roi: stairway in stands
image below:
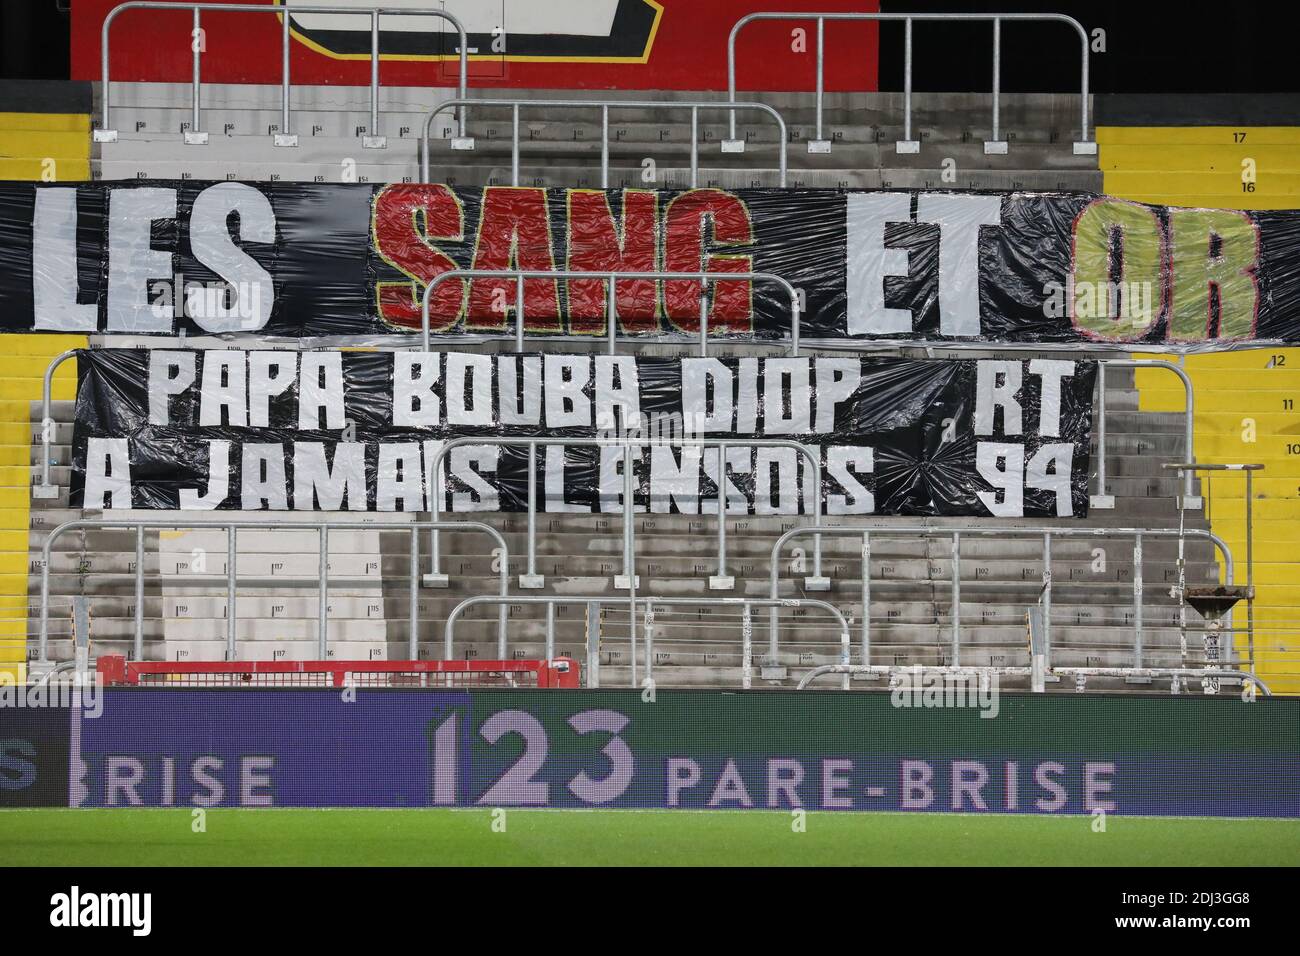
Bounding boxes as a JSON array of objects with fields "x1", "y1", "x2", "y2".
[
  {"x1": 0, "y1": 80, "x2": 92, "y2": 682},
  {"x1": 1097, "y1": 112, "x2": 1300, "y2": 694}
]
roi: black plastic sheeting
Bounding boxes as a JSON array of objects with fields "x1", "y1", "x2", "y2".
[
  {"x1": 71, "y1": 349, "x2": 1097, "y2": 518},
  {"x1": 4, "y1": 180, "x2": 1298, "y2": 343}
]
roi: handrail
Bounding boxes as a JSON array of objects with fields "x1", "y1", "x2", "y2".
[
  {"x1": 37, "y1": 518, "x2": 508, "y2": 663},
  {"x1": 426, "y1": 435, "x2": 829, "y2": 593},
  {"x1": 418, "y1": 268, "x2": 803, "y2": 355},
  {"x1": 725, "y1": 11, "x2": 1093, "y2": 154},
  {"x1": 768, "y1": 523, "x2": 1236, "y2": 673},
  {"x1": 445, "y1": 593, "x2": 852, "y2": 689},
  {"x1": 33, "y1": 348, "x2": 79, "y2": 500},
  {"x1": 420, "y1": 97, "x2": 788, "y2": 186},
  {"x1": 96, "y1": 2, "x2": 470, "y2": 147},
  {"x1": 796, "y1": 663, "x2": 1273, "y2": 696},
  {"x1": 1094, "y1": 360, "x2": 1197, "y2": 509}
]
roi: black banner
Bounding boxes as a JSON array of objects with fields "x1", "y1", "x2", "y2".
[
  {"x1": 71, "y1": 349, "x2": 1096, "y2": 518},
  {"x1": 3, "y1": 180, "x2": 1298, "y2": 343}
]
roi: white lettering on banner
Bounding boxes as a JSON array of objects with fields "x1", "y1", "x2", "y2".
[
  {"x1": 376, "y1": 442, "x2": 424, "y2": 511},
  {"x1": 545, "y1": 444, "x2": 590, "y2": 513},
  {"x1": 846, "y1": 192, "x2": 913, "y2": 335},
  {"x1": 498, "y1": 356, "x2": 542, "y2": 425},
  {"x1": 188, "y1": 182, "x2": 275, "y2": 333},
  {"x1": 179, "y1": 440, "x2": 231, "y2": 509},
  {"x1": 81, "y1": 352, "x2": 1087, "y2": 518},
  {"x1": 241, "y1": 442, "x2": 288, "y2": 510},
  {"x1": 298, "y1": 352, "x2": 345, "y2": 430},
  {"x1": 445, "y1": 353, "x2": 493, "y2": 426},
  {"x1": 198, "y1": 351, "x2": 248, "y2": 428},
  {"x1": 915, "y1": 194, "x2": 1002, "y2": 339},
  {"x1": 449, "y1": 444, "x2": 499, "y2": 511},
  {"x1": 393, "y1": 352, "x2": 440, "y2": 427},
  {"x1": 33, "y1": 188, "x2": 97, "y2": 331},
  {"x1": 107, "y1": 187, "x2": 177, "y2": 333},
  {"x1": 293, "y1": 442, "x2": 366, "y2": 510},
  {"x1": 544, "y1": 355, "x2": 592, "y2": 428},
  {"x1": 248, "y1": 351, "x2": 297, "y2": 427},
  {"x1": 974, "y1": 360, "x2": 1023, "y2": 436},
  {"x1": 34, "y1": 183, "x2": 278, "y2": 334},
  {"x1": 148, "y1": 350, "x2": 196, "y2": 425},
  {"x1": 846, "y1": 192, "x2": 1005, "y2": 337},
  {"x1": 82, "y1": 437, "x2": 133, "y2": 509}
]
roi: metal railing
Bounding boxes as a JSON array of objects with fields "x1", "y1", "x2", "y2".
[
  {"x1": 768, "y1": 523, "x2": 1237, "y2": 674},
  {"x1": 418, "y1": 268, "x2": 804, "y2": 355},
  {"x1": 445, "y1": 593, "x2": 852, "y2": 689},
  {"x1": 796, "y1": 663, "x2": 1273, "y2": 696},
  {"x1": 1093, "y1": 360, "x2": 1198, "y2": 509},
  {"x1": 420, "y1": 97, "x2": 788, "y2": 186},
  {"x1": 37, "y1": 518, "x2": 508, "y2": 663},
  {"x1": 426, "y1": 436, "x2": 829, "y2": 593},
  {"x1": 725, "y1": 11, "x2": 1093, "y2": 155},
  {"x1": 96, "y1": 2, "x2": 471, "y2": 147},
  {"x1": 1165, "y1": 462, "x2": 1262, "y2": 679}
]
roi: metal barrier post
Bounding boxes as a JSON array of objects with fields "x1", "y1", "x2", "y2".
[
  {"x1": 1042, "y1": 531, "x2": 1052, "y2": 659},
  {"x1": 511, "y1": 102, "x2": 520, "y2": 186},
  {"x1": 1133, "y1": 532, "x2": 1144, "y2": 668},
  {"x1": 226, "y1": 526, "x2": 236, "y2": 659},
  {"x1": 606, "y1": 274, "x2": 618, "y2": 356},
  {"x1": 741, "y1": 602, "x2": 753, "y2": 689},
  {"x1": 585, "y1": 600, "x2": 601, "y2": 688},
  {"x1": 710, "y1": 442, "x2": 735, "y2": 589},
  {"x1": 408, "y1": 527, "x2": 420, "y2": 658},
  {"x1": 186, "y1": 6, "x2": 206, "y2": 144},
  {"x1": 600, "y1": 105, "x2": 610, "y2": 188},
  {"x1": 363, "y1": 9, "x2": 385, "y2": 147},
  {"x1": 689, "y1": 104, "x2": 699, "y2": 187},
  {"x1": 899, "y1": 17, "x2": 917, "y2": 152},
  {"x1": 544, "y1": 600, "x2": 555, "y2": 662},
  {"x1": 317, "y1": 524, "x2": 329, "y2": 659},
  {"x1": 521, "y1": 441, "x2": 542, "y2": 588},
  {"x1": 134, "y1": 526, "x2": 145, "y2": 659},
  {"x1": 643, "y1": 600, "x2": 654, "y2": 686},
  {"x1": 950, "y1": 531, "x2": 961, "y2": 665},
  {"x1": 276, "y1": 7, "x2": 294, "y2": 145},
  {"x1": 616, "y1": 443, "x2": 637, "y2": 590},
  {"x1": 810, "y1": 16, "x2": 829, "y2": 152},
  {"x1": 985, "y1": 18, "x2": 1006, "y2": 153},
  {"x1": 698, "y1": 283, "x2": 708, "y2": 357},
  {"x1": 860, "y1": 531, "x2": 871, "y2": 665},
  {"x1": 1092, "y1": 361, "x2": 1112, "y2": 507},
  {"x1": 626, "y1": 445, "x2": 638, "y2": 687}
]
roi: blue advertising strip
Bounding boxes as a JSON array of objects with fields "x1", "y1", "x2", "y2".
[
  {"x1": 0, "y1": 705, "x2": 72, "y2": 807},
  {"x1": 64, "y1": 690, "x2": 1300, "y2": 817}
]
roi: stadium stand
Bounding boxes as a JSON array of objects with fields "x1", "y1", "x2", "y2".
[{"x1": 8, "y1": 2, "x2": 1293, "y2": 697}]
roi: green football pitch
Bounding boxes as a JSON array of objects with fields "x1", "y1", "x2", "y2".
[{"x1": 2, "y1": 809, "x2": 1297, "y2": 866}]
